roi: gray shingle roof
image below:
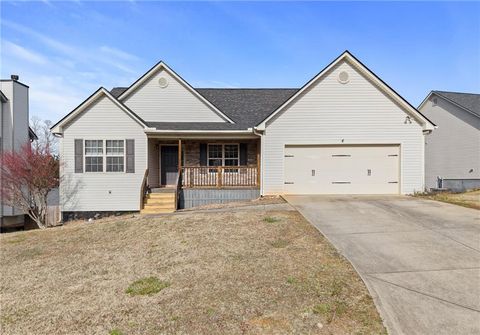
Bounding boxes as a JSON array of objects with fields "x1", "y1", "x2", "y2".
[
  {"x1": 434, "y1": 91, "x2": 480, "y2": 117},
  {"x1": 110, "y1": 87, "x2": 298, "y2": 130},
  {"x1": 110, "y1": 87, "x2": 128, "y2": 98}
]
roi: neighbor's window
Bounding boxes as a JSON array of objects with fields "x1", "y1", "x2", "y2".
[
  {"x1": 85, "y1": 140, "x2": 103, "y2": 172},
  {"x1": 208, "y1": 143, "x2": 239, "y2": 168},
  {"x1": 106, "y1": 140, "x2": 124, "y2": 172}
]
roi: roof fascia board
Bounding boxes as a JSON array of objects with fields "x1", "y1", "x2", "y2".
[
  {"x1": 144, "y1": 128, "x2": 254, "y2": 134},
  {"x1": 117, "y1": 61, "x2": 235, "y2": 124},
  {"x1": 51, "y1": 87, "x2": 147, "y2": 133},
  {"x1": 256, "y1": 51, "x2": 435, "y2": 131}
]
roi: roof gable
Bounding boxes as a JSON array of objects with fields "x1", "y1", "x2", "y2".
[
  {"x1": 50, "y1": 87, "x2": 147, "y2": 133},
  {"x1": 426, "y1": 91, "x2": 479, "y2": 118},
  {"x1": 117, "y1": 61, "x2": 234, "y2": 123},
  {"x1": 256, "y1": 51, "x2": 435, "y2": 131}
]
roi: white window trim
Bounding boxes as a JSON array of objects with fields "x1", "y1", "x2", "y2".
[
  {"x1": 207, "y1": 143, "x2": 240, "y2": 171},
  {"x1": 84, "y1": 139, "x2": 126, "y2": 173}
]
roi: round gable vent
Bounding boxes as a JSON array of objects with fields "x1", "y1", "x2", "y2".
[
  {"x1": 338, "y1": 71, "x2": 350, "y2": 84},
  {"x1": 158, "y1": 77, "x2": 169, "y2": 88}
]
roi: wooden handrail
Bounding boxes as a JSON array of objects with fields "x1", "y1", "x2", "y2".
[
  {"x1": 174, "y1": 169, "x2": 182, "y2": 210},
  {"x1": 140, "y1": 168, "x2": 149, "y2": 209}
]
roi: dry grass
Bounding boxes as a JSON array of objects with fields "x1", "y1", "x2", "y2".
[
  {"x1": 0, "y1": 205, "x2": 386, "y2": 335},
  {"x1": 418, "y1": 190, "x2": 480, "y2": 210}
]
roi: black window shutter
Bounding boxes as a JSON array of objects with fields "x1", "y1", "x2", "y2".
[
  {"x1": 199, "y1": 143, "x2": 207, "y2": 166},
  {"x1": 74, "y1": 139, "x2": 83, "y2": 173},
  {"x1": 240, "y1": 143, "x2": 248, "y2": 166},
  {"x1": 126, "y1": 139, "x2": 135, "y2": 173}
]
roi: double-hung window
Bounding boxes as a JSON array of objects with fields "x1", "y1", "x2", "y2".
[
  {"x1": 84, "y1": 140, "x2": 125, "y2": 172},
  {"x1": 106, "y1": 140, "x2": 124, "y2": 172},
  {"x1": 207, "y1": 144, "x2": 239, "y2": 172},
  {"x1": 85, "y1": 140, "x2": 103, "y2": 172}
]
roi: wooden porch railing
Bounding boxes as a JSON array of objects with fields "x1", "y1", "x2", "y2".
[
  {"x1": 175, "y1": 169, "x2": 182, "y2": 210},
  {"x1": 181, "y1": 166, "x2": 259, "y2": 188},
  {"x1": 139, "y1": 168, "x2": 149, "y2": 209}
]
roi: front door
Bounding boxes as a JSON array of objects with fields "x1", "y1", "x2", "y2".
[{"x1": 161, "y1": 146, "x2": 178, "y2": 186}]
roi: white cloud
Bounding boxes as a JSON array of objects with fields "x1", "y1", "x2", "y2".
[
  {"x1": 1, "y1": 19, "x2": 145, "y2": 122},
  {"x1": 2, "y1": 40, "x2": 48, "y2": 65},
  {"x1": 100, "y1": 46, "x2": 139, "y2": 61},
  {"x1": 2, "y1": 19, "x2": 138, "y2": 74}
]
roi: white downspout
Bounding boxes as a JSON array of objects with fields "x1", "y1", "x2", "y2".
[{"x1": 253, "y1": 127, "x2": 264, "y2": 196}]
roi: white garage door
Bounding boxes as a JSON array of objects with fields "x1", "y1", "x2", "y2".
[{"x1": 284, "y1": 145, "x2": 400, "y2": 194}]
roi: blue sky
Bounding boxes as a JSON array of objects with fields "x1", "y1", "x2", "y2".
[{"x1": 1, "y1": 1, "x2": 479, "y2": 122}]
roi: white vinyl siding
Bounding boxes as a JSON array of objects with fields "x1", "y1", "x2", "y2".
[
  {"x1": 262, "y1": 60, "x2": 425, "y2": 195},
  {"x1": 122, "y1": 68, "x2": 226, "y2": 122},
  {"x1": 60, "y1": 95, "x2": 147, "y2": 212},
  {"x1": 420, "y1": 96, "x2": 480, "y2": 189}
]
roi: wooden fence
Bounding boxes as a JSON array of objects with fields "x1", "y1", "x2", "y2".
[{"x1": 46, "y1": 205, "x2": 61, "y2": 226}]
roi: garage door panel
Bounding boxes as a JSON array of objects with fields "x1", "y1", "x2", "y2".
[{"x1": 284, "y1": 145, "x2": 399, "y2": 194}]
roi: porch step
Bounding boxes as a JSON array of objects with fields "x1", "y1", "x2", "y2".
[
  {"x1": 144, "y1": 198, "x2": 175, "y2": 205},
  {"x1": 141, "y1": 208, "x2": 175, "y2": 214},
  {"x1": 141, "y1": 192, "x2": 176, "y2": 214},
  {"x1": 143, "y1": 203, "x2": 175, "y2": 210},
  {"x1": 150, "y1": 188, "x2": 176, "y2": 193},
  {"x1": 146, "y1": 193, "x2": 175, "y2": 199}
]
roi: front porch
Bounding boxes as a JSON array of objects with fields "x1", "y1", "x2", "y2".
[{"x1": 142, "y1": 137, "x2": 261, "y2": 210}]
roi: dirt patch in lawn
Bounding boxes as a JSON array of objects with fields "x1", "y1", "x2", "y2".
[
  {"x1": 0, "y1": 205, "x2": 386, "y2": 335},
  {"x1": 417, "y1": 190, "x2": 480, "y2": 210}
]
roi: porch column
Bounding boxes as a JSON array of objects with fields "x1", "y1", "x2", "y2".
[{"x1": 178, "y1": 139, "x2": 182, "y2": 171}]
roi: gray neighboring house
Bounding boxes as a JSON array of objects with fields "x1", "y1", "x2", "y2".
[
  {"x1": 419, "y1": 91, "x2": 480, "y2": 191},
  {"x1": 0, "y1": 76, "x2": 37, "y2": 229}
]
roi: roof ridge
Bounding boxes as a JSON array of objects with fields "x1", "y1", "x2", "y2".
[
  {"x1": 196, "y1": 88, "x2": 299, "y2": 90},
  {"x1": 434, "y1": 90, "x2": 480, "y2": 96}
]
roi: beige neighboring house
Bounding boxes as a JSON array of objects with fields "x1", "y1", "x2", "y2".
[
  {"x1": 51, "y1": 51, "x2": 435, "y2": 220},
  {"x1": 419, "y1": 91, "x2": 480, "y2": 191},
  {"x1": 0, "y1": 76, "x2": 37, "y2": 230}
]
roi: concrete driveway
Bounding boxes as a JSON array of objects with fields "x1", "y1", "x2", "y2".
[{"x1": 284, "y1": 195, "x2": 480, "y2": 335}]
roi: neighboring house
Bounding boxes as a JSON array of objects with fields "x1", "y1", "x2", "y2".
[
  {"x1": 51, "y1": 51, "x2": 434, "y2": 218},
  {"x1": 419, "y1": 91, "x2": 480, "y2": 191},
  {"x1": 0, "y1": 76, "x2": 37, "y2": 229}
]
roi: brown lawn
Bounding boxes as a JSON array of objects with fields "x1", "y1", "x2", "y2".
[
  {"x1": 418, "y1": 189, "x2": 480, "y2": 210},
  {"x1": 0, "y1": 202, "x2": 386, "y2": 335}
]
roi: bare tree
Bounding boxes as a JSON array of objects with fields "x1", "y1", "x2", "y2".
[{"x1": 30, "y1": 116, "x2": 58, "y2": 155}]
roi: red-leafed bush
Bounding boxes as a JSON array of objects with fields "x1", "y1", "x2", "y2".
[{"x1": 1, "y1": 142, "x2": 59, "y2": 228}]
